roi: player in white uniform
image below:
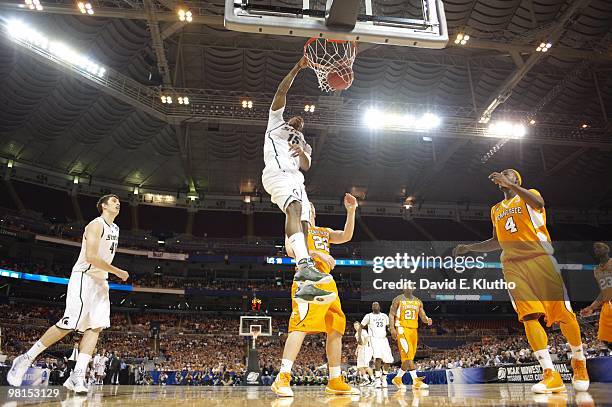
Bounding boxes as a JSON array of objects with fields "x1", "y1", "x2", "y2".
[
  {"x1": 354, "y1": 321, "x2": 374, "y2": 386},
  {"x1": 361, "y1": 302, "x2": 394, "y2": 388},
  {"x1": 8, "y1": 195, "x2": 129, "y2": 393},
  {"x1": 262, "y1": 56, "x2": 334, "y2": 303}
]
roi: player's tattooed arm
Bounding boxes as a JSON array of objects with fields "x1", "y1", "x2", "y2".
[
  {"x1": 329, "y1": 194, "x2": 358, "y2": 244},
  {"x1": 84, "y1": 221, "x2": 129, "y2": 281},
  {"x1": 271, "y1": 57, "x2": 308, "y2": 111}
]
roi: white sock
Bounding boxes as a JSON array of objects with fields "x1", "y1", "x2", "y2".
[
  {"x1": 570, "y1": 344, "x2": 586, "y2": 361},
  {"x1": 534, "y1": 349, "x2": 555, "y2": 370},
  {"x1": 396, "y1": 369, "x2": 405, "y2": 378},
  {"x1": 409, "y1": 370, "x2": 418, "y2": 380},
  {"x1": 75, "y1": 353, "x2": 92, "y2": 374},
  {"x1": 26, "y1": 340, "x2": 47, "y2": 360},
  {"x1": 280, "y1": 359, "x2": 293, "y2": 374},
  {"x1": 288, "y1": 233, "x2": 309, "y2": 262},
  {"x1": 329, "y1": 366, "x2": 341, "y2": 379}
]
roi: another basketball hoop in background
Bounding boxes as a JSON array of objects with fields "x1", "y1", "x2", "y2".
[
  {"x1": 250, "y1": 325, "x2": 261, "y2": 350},
  {"x1": 304, "y1": 38, "x2": 356, "y2": 92}
]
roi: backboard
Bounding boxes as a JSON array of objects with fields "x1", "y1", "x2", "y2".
[
  {"x1": 224, "y1": 0, "x2": 448, "y2": 48},
  {"x1": 239, "y1": 315, "x2": 272, "y2": 336}
]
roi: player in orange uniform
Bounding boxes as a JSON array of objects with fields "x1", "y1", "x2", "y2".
[
  {"x1": 271, "y1": 193, "x2": 360, "y2": 397},
  {"x1": 580, "y1": 242, "x2": 612, "y2": 344},
  {"x1": 453, "y1": 169, "x2": 589, "y2": 394},
  {"x1": 389, "y1": 288, "x2": 432, "y2": 391}
]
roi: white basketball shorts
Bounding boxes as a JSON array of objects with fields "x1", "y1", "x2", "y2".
[
  {"x1": 370, "y1": 337, "x2": 394, "y2": 364},
  {"x1": 56, "y1": 272, "x2": 110, "y2": 333},
  {"x1": 262, "y1": 167, "x2": 311, "y2": 223}
]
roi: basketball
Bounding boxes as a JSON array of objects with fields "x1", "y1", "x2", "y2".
[{"x1": 327, "y1": 69, "x2": 353, "y2": 91}]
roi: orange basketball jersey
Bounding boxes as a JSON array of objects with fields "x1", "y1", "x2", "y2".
[
  {"x1": 491, "y1": 189, "x2": 553, "y2": 262},
  {"x1": 307, "y1": 226, "x2": 333, "y2": 274},
  {"x1": 395, "y1": 297, "x2": 421, "y2": 329}
]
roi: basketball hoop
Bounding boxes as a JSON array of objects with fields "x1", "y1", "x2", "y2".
[{"x1": 304, "y1": 37, "x2": 356, "y2": 92}]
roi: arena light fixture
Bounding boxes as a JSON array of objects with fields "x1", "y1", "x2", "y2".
[
  {"x1": 453, "y1": 32, "x2": 469, "y2": 45},
  {"x1": 486, "y1": 121, "x2": 526, "y2": 139},
  {"x1": 6, "y1": 20, "x2": 108, "y2": 79},
  {"x1": 529, "y1": 119, "x2": 536, "y2": 125},
  {"x1": 177, "y1": 96, "x2": 189, "y2": 105},
  {"x1": 241, "y1": 99, "x2": 253, "y2": 109},
  {"x1": 536, "y1": 42, "x2": 552, "y2": 52},
  {"x1": 73, "y1": 176, "x2": 79, "y2": 184},
  {"x1": 581, "y1": 123, "x2": 589, "y2": 129},
  {"x1": 304, "y1": 104, "x2": 315, "y2": 113},
  {"x1": 133, "y1": 186, "x2": 139, "y2": 195},
  {"x1": 161, "y1": 95, "x2": 173, "y2": 104},
  {"x1": 23, "y1": 0, "x2": 43, "y2": 11},
  {"x1": 77, "y1": 2, "x2": 94, "y2": 15},
  {"x1": 7, "y1": 160, "x2": 14, "y2": 168},
  {"x1": 178, "y1": 9, "x2": 193, "y2": 22},
  {"x1": 364, "y1": 108, "x2": 441, "y2": 131}
]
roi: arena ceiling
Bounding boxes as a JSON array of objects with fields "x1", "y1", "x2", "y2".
[{"x1": 0, "y1": 0, "x2": 612, "y2": 208}]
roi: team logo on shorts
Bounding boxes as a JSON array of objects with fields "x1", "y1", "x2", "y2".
[{"x1": 61, "y1": 317, "x2": 70, "y2": 326}]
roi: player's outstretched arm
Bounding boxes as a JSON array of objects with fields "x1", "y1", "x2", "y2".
[
  {"x1": 580, "y1": 292, "x2": 603, "y2": 316},
  {"x1": 329, "y1": 193, "x2": 358, "y2": 244},
  {"x1": 453, "y1": 226, "x2": 501, "y2": 256},
  {"x1": 489, "y1": 172, "x2": 545, "y2": 209},
  {"x1": 84, "y1": 221, "x2": 129, "y2": 281},
  {"x1": 271, "y1": 57, "x2": 308, "y2": 111}
]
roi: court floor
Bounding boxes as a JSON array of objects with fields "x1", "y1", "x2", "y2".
[{"x1": 1, "y1": 384, "x2": 609, "y2": 406}]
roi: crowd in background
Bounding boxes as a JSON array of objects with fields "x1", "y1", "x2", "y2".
[{"x1": 1, "y1": 303, "x2": 609, "y2": 387}]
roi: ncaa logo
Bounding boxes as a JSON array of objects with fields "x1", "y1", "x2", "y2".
[
  {"x1": 247, "y1": 372, "x2": 259, "y2": 383},
  {"x1": 498, "y1": 367, "x2": 507, "y2": 380}
]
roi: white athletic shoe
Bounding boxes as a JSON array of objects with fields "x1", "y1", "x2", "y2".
[
  {"x1": 64, "y1": 371, "x2": 89, "y2": 394},
  {"x1": 7, "y1": 354, "x2": 32, "y2": 387}
]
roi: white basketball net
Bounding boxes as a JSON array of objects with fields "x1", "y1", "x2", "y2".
[{"x1": 304, "y1": 38, "x2": 356, "y2": 92}]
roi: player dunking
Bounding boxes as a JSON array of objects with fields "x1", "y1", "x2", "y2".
[
  {"x1": 453, "y1": 169, "x2": 589, "y2": 394},
  {"x1": 389, "y1": 288, "x2": 432, "y2": 390},
  {"x1": 580, "y1": 242, "x2": 612, "y2": 345},
  {"x1": 361, "y1": 302, "x2": 394, "y2": 388},
  {"x1": 271, "y1": 194, "x2": 359, "y2": 397},
  {"x1": 262, "y1": 57, "x2": 334, "y2": 303},
  {"x1": 7, "y1": 195, "x2": 128, "y2": 393}
]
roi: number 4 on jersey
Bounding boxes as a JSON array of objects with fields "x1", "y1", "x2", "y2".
[{"x1": 505, "y1": 216, "x2": 518, "y2": 233}]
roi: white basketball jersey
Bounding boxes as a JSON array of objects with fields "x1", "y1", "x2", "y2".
[
  {"x1": 72, "y1": 216, "x2": 119, "y2": 280},
  {"x1": 361, "y1": 313, "x2": 389, "y2": 338},
  {"x1": 355, "y1": 329, "x2": 371, "y2": 348},
  {"x1": 264, "y1": 106, "x2": 312, "y2": 172}
]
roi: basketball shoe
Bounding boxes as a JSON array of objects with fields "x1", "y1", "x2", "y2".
[
  {"x1": 325, "y1": 377, "x2": 360, "y2": 395},
  {"x1": 271, "y1": 372, "x2": 294, "y2": 397},
  {"x1": 531, "y1": 369, "x2": 565, "y2": 394}
]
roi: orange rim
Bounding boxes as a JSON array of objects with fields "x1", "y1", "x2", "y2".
[{"x1": 304, "y1": 37, "x2": 357, "y2": 50}]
